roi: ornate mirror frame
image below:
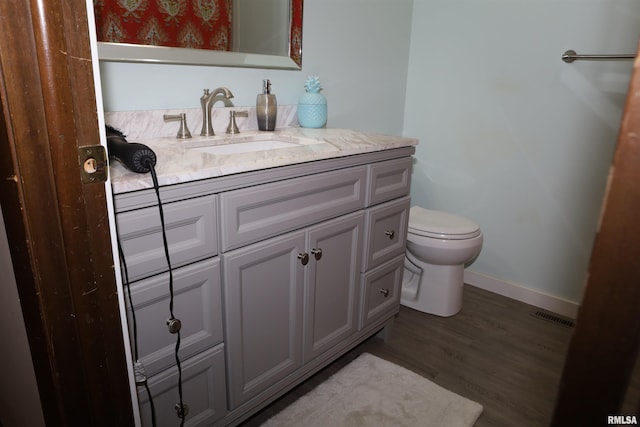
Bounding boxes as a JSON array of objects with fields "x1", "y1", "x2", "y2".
[{"x1": 96, "y1": 0, "x2": 302, "y2": 70}]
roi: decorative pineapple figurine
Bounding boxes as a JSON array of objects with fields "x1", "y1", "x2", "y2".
[{"x1": 297, "y1": 76, "x2": 327, "y2": 128}]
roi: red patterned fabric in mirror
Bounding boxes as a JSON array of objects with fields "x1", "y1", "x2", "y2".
[{"x1": 93, "y1": 0, "x2": 232, "y2": 51}]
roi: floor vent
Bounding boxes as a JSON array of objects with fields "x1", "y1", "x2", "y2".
[{"x1": 532, "y1": 310, "x2": 575, "y2": 328}]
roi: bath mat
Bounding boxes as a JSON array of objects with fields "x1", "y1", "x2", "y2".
[{"x1": 261, "y1": 353, "x2": 483, "y2": 426}]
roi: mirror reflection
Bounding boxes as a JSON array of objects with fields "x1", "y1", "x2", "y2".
[{"x1": 93, "y1": 0, "x2": 302, "y2": 69}]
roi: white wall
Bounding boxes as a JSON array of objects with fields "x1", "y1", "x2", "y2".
[
  {"x1": 99, "y1": 0, "x2": 414, "y2": 135},
  {"x1": 404, "y1": 0, "x2": 640, "y2": 306},
  {"x1": 0, "y1": 204, "x2": 46, "y2": 427}
]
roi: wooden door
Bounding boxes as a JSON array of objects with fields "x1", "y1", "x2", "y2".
[
  {"x1": 0, "y1": 0, "x2": 134, "y2": 425},
  {"x1": 551, "y1": 44, "x2": 640, "y2": 425}
]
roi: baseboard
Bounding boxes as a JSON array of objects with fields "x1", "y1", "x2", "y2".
[{"x1": 464, "y1": 270, "x2": 579, "y2": 319}]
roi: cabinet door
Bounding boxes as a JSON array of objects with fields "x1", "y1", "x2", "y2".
[
  {"x1": 223, "y1": 232, "x2": 305, "y2": 409},
  {"x1": 304, "y1": 212, "x2": 364, "y2": 362}
]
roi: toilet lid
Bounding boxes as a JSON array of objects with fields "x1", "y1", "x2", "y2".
[{"x1": 408, "y1": 206, "x2": 481, "y2": 240}]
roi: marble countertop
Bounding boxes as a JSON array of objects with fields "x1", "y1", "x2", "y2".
[{"x1": 109, "y1": 127, "x2": 418, "y2": 194}]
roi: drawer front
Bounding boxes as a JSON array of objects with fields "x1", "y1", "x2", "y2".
[
  {"x1": 220, "y1": 166, "x2": 367, "y2": 251},
  {"x1": 138, "y1": 345, "x2": 227, "y2": 427},
  {"x1": 116, "y1": 195, "x2": 218, "y2": 282},
  {"x1": 128, "y1": 258, "x2": 223, "y2": 377},
  {"x1": 359, "y1": 255, "x2": 404, "y2": 330},
  {"x1": 366, "y1": 157, "x2": 412, "y2": 206},
  {"x1": 362, "y1": 196, "x2": 410, "y2": 271}
]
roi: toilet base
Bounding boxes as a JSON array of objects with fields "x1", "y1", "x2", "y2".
[{"x1": 400, "y1": 257, "x2": 464, "y2": 317}]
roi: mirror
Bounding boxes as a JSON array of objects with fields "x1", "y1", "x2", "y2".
[{"x1": 94, "y1": 0, "x2": 302, "y2": 70}]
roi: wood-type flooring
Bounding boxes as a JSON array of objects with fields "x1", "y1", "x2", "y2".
[{"x1": 242, "y1": 285, "x2": 637, "y2": 426}]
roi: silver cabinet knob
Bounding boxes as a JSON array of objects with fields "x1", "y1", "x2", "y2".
[
  {"x1": 175, "y1": 403, "x2": 189, "y2": 418},
  {"x1": 379, "y1": 288, "x2": 390, "y2": 298},
  {"x1": 385, "y1": 230, "x2": 395, "y2": 240},
  {"x1": 166, "y1": 318, "x2": 182, "y2": 334},
  {"x1": 298, "y1": 252, "x2": 309, "y2": 265},
  {"x1": 311, "y1": 248, "x2": 323, "y2": 261}
]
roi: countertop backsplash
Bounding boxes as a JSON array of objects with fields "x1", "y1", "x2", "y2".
[{"x1": 104, "y1": 105, "x2": 299, "y2": 141}]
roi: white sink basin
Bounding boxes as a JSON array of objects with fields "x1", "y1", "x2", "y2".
[{"x1": 192, "y1": 139, "x2": 298, "y2": 156}]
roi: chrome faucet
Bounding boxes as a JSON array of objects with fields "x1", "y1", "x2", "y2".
[{"x1": 200, "y1": 87, "x2": 234, "y2": 136}]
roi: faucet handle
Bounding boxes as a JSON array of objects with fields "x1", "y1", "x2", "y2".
[
  {"x1": 226, "y1": 110, "x2": 249, "y2": 135},
  {"x1": 164, "y1": 113, "x2": 192, "y2": 139}
]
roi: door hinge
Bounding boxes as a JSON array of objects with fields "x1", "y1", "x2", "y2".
[{"x1": 78, "y1": 145, "x2": 108, "y2": 184}]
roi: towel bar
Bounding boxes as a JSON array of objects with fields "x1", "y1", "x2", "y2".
[{"x1": 562, "y1": 49, "x2": 636, "y2": 63}]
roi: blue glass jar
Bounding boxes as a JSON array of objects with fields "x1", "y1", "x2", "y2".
[{"x1": 297, "y1": 92, "x2": 327, "y2": 128}]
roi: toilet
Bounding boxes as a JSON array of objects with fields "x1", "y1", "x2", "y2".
[{"x1": 401, "y1": 206, "x2": 483, "y2": 317}]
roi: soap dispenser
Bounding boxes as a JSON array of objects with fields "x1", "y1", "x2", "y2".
[{"x1": 256, "y1": 79, "x2": 277, "y2": 131}]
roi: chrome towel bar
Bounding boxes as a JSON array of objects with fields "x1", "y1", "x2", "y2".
[{"x1": 562, "y1": 49, "x2": 636, "y2": 63}]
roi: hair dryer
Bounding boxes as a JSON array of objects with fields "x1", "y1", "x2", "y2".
[{"x1": 106, "y1": 125, "x2": 157, "y2": 174}]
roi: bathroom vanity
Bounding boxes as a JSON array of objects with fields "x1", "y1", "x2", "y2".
[{"x1": 110, "y1": 127, "x2": 417, "y2": 426}]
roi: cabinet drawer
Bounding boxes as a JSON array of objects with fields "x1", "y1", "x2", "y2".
[
  {"x1": 359, "y1": 255, "x2": 404, "y2": 330},
  {"x1": 127, "y1": 258, "x2": 223, "y2": 377},
  {"x1": 362, "y1": 196, "x2": 410, "y2": 271},
  {"x1": 138, "y1": 345, "x2": 227, "y2": 427},
  {"x1": 366, "y1": 157, "x2": 412, "y2": 206},
  {"x1": 116, "y1": 195, "x2": 218, "y2": 282},
  {"x1": 219, "y1": 166, "x2": 367, "y2": 251}
]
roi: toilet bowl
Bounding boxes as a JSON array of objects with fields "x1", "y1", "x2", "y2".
[{"x1": 401, "y1": 206, "x2": 483, "y2": 317}]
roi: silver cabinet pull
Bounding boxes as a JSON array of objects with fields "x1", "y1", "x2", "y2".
[
  {"x1": 385, "y1": 230, "x2": 395, "y2": 240},
  {"x1": 379, "y1": 288, "x2": 390, "y2": 298},
  {"x1": 298, "y1": 252, "x2": 309, "y2": 265},
  {"x1": 311, "y1": 248, "x2": 323, "y2": 261},
  {"x1": 561, "y1": 49, "x2": 635, "y2": 63}
]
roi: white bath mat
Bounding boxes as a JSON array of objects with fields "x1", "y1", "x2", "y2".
[{"x1": 261, "y1": 352, "x2": 483, "y2": 426}]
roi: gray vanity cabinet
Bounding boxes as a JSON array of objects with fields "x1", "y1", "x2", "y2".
[
  {"x1": 223, "y1": 212, "x2": 364, "y2": 409},
  {"x1": 112, "y1": 147, "x2": 416, "y2": 426}
]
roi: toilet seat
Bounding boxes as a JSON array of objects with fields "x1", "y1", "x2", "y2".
[{"x1": 408, "y1": 206, "x2": 481, "y2": 240}]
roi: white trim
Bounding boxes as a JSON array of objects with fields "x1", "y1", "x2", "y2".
[
  {"x1": 464, "y1": 270, "x2": 579, "y2": 319},
  {"x1": 86, "y1": 1, "x2": 141, "y2": 425}
]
